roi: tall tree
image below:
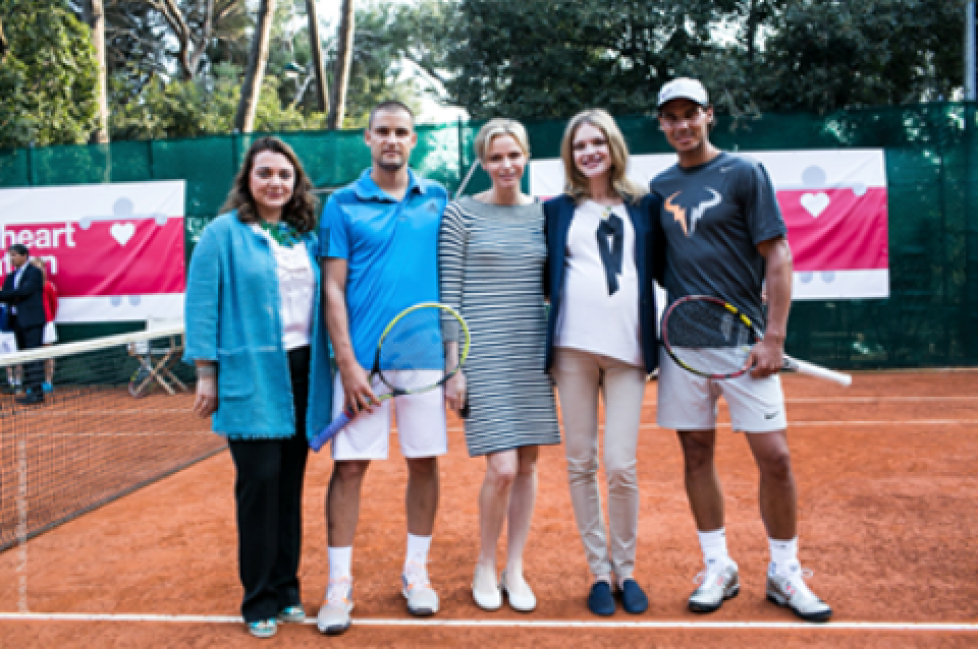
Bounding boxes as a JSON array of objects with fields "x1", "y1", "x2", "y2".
[
  {"x1": 234, "y1": 0, "x2": 277, "y2": 132},
  {"x1": 0, "y1": 0, "x2": 99, "y2": 148},
  {"x1": 328, "y1": 0, "x2": 355, "y2": 129},
  {"x1": 143, "y1": 0, "x2": 250, "y2": 80},
  {"x1": 304, "y1": 0, "x2": 329, "y2": 112},
  {"x1": 756, "y1": 0, "x2": 963, "y2": 112},
  {"x1": 435, "y1": 0, "x2": 963, "y2": 119},
  {"x1": 441, "y1": 0, "x2": 735, "y2": 119},
  {"x1": 90, "y1": 0, "x2": 110, "y2": 143},
  {"x1": 0, "y1": 18, "x2": 7, "y2": 61}
]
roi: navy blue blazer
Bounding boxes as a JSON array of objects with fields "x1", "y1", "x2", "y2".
[
  {"x1": 0, "y1": 263, "x2": 45, "y2": 329},
  {"x1": 543, "y1": 192, "x2": 663, "y2": 374}
]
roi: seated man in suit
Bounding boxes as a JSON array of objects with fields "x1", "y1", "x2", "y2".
[{"x1": 0, "y1": 244, "x2": 47, "y2": 404}]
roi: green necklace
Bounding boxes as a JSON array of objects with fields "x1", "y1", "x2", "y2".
[{"x1": 259, "y1": 219, "x2": 300, "y2": 248}]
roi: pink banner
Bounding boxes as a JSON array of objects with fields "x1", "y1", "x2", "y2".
[
  {"x1": 1, "y1": 219, "x2": 185, "y2": 297},
  {"x1": 778, "y1": 188, "x2": 889, "y2": 272},
  {"x1": 0, "y1": 181, "x2": 187, "y2": 321}
]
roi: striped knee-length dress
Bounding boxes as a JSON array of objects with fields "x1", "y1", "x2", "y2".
[{"x1": 439, "y1": 196, "x2": 561, "y2": 457}]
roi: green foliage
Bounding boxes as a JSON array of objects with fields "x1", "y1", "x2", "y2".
[
  {"x1": 439, "y1": 0, "x2": 964, "y2": 119},
  {"x1": 262, "y1": 0, "x2": 424, "y2": 128},
  {"x1": 442, "y1": 0, "x2": 735, "y2": 119},
  {"x1": 109, "y1": 64, "x2": 328, "y2": 140},
  {"x1": 0, "y1": 0, "x2": 99, "y2": 148},
  {"x1": 756, "y1": 0, "x2": 963, "y2": 112},
  {"x1": 339, "y1": 1, "x2": 425, "y2": 127},
  {"x1": 104, "y1": 0, "x2": 422, "y2": 139}
]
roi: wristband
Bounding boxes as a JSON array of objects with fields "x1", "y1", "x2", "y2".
[{"x1": 197, "y1": 364, "x2": 217, "y2": 378}]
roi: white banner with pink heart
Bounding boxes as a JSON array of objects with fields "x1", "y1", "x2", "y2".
[
  {"x1": 0, "y1": 181, "x2": 186, "y2": 322},
  {"x1": 530, "y1": 149, "x2": 889, "y2": 300}
]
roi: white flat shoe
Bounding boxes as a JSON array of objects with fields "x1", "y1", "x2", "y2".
[
  {"x1": 501, "y1": 571, "x2": 536, "y2": 613},
  {"x1": 472, "y1": 566, "x2": 502, "y2": 611}
]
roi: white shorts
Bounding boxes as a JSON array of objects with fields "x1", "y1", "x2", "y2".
[
  {"x1": 331, "y1": 371, "x2": 448, "y2": 461},
  {"x1": 656, "y1": 347, "x2": 788, "y2": 433},
  {"x1": 43, "y1": 322, "x2": 57, "y2": 345}
]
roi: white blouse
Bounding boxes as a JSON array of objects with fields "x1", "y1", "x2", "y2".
[
  {"x1": 253, "y1": 225, "x2": 315, "y2": 350},
  {"x1": 555, "y1": 200, "x2": 643, "y2": 367}
]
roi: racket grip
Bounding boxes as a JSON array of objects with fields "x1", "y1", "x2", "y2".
[
  {"x1": 309, "y1": 412, "x2": 352, "y2": 452},
  {"x1": 786, "y1": 356, "x2": 852, "y2": 387}
]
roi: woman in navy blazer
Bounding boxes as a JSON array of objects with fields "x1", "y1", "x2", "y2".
[{"x1": 543, "y1": 109, "x2": 662, "y2": 617}]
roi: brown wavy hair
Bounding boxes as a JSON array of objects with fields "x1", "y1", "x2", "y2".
[
  {"x1": 221, "y1": 136, "x2": 318, "y2": 233},
  {"x1": 560, "y1": 109, "x2": 647, "y2": 205}
]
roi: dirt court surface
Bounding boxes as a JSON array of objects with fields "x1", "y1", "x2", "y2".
[{"x1": 1, "y1": 370, "x2": 977, "y2": 647}]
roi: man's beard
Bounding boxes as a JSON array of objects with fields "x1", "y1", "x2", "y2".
[{"x1": 377, "y1": 158, "x2": 405, "y2": 172}]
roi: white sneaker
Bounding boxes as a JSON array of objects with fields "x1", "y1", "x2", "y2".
[
  {"x1": 276, "y1": 605, "x2": 305, "y2": 624},
  {"x1": 246, "y1": 618, "x2": 277, "y2": 639},
  {"x1": 402, "y1": 563, "x2": 440, "y2": 617},
  {"x1": 688, "y1": 559, "x2": 740, "y2": 613},
  {"x1": 766, "y1": 565, "x2": 832, "y2": 623},
  {"x1": 317, "y1": 577, "x2": 354, "y2": 636}
]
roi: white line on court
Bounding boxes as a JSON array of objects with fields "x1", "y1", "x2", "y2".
[
  {"x1": 783, "y1": 396, "x2": 977, "y2": 403},
  {"x1": 442, "y1": 419, "x2": 978, "y2": 436},
  {"x1": 0, "y1": 612, "x2": 976, "y2": 632},
  {"x1": 636, "y1": 420, "x2": 978, "y2": 429}
]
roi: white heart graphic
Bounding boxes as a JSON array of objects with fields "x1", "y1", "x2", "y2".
[
  {"x1": 110, "y1": 222, "x2": 136, "y2": 246},
  {"x1": 800, "y1": 192, "x2": 830, "y2": 218}
]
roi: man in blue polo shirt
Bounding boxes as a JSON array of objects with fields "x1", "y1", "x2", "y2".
[{"x1": 317, "y1": 101, "x2": 448, "y2": 636}]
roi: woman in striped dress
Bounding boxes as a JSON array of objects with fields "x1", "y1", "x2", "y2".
[{"x1": 439, "y1": 119, "x2": 560, "y2": 614}]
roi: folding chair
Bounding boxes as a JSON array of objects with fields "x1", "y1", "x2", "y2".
[{"x1": 128, "y1": 318, "x2": 188, "y2": 397}]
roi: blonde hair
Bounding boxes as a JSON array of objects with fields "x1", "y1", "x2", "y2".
[
  {"x1": 474, "y1": 118, "x2": 531, "y2": 162},
  {"x1": 560, "y1": 109, "x2": 646, "y2": 204},
  {"x1": 29, "y1": 257, "x2": 47, "y2": 282}
]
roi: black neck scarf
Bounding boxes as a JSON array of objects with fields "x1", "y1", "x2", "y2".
[{"x1": 595, "y1": 212, "x2": 624, "y2": 295}]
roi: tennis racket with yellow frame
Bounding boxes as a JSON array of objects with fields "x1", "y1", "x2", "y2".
[{"x1": 309, "y1": 302, "x2": 470, "y2": 451}]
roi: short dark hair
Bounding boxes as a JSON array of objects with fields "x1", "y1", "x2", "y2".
[
  {"x1": 8, "y1": 244, "x2": 28, "y2": 256},
  {"x1": 368, "y1": 100, "x2": 415, "y2": 129}
]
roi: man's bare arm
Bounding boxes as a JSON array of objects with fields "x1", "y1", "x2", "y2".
[
  {"x1": 325, "y1": 258, "x2": 378, "y2": 413},
  {"x1": 750, "y1": 237, "x2": 792, "y2": 378}
]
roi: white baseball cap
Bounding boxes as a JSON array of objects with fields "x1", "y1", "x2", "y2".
[{"x1": 657, "y1": 78, "x2": 709, "y2": 108}]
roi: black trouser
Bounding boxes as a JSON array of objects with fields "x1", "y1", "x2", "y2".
[
  {"x1": 12, "y1": 316, "x2": 44, "y2": 395},
  {"x1": 227, "y1": 345, "x2": 311, "y2": 623}
]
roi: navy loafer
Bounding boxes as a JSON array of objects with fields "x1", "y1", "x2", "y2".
[
  {"x1": 587, "y1": 581, "x2": 616, "y2": 616},
  {"x1": 620, "y1": 578, "x2": 649, "y2": 614}
]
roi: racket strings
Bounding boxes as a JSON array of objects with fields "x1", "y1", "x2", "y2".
[
  {"x1": 665, "y1": 300, "x2": 755, "y2": 376},
  {"x1": 377, "y1": 308, "x2": 453, "y2": 391}
]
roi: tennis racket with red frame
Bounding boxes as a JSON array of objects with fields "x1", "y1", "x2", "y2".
[{"x1": 661, "y1": 295, "x2": 851, "y2": 386}]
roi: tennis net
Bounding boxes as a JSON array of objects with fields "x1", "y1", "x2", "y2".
[{"x1": 0, "y1": 327, "x2": 223, "y2": 551}]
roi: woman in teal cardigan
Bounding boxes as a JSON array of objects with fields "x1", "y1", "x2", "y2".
[{"x1": 184, "y1": 137, "x2": 332, "y2": 639}]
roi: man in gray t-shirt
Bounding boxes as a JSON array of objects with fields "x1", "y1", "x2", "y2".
[
  {"x1": 652, "y1": 151, "x2": 786, "y2": 329},
  {"x1": 651, "y1": 77, "x2": 832, "y2": 623}
]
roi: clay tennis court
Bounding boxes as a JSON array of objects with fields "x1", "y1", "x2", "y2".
[{"x1": 1, "y1": 370, "x2": 977, "y2": 647}]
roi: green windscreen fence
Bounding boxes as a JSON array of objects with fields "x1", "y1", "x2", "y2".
[{"x1": 1, "y1": 104, "x2": 976, "y2": 369}]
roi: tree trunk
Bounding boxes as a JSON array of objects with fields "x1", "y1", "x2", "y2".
[
  {"x1": 305, "y1": 0, "x2": 329, "y2": 113},
  {"x1": 90, "y1": 0, "x2": 110, "y2": 143},
  {"x1": 328, "y1": 0, "x2": 355, "y2": 130},
  {"x1": 234, "y1": 0, "x2": 277, "y2": 133},
  {"x1": 0, "y1": 18, "x2": 8, "y2": 61}
]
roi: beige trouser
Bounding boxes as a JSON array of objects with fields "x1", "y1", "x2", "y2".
[{"x1": 552, "y1": 347, "x2": 647, "y2": 581}]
